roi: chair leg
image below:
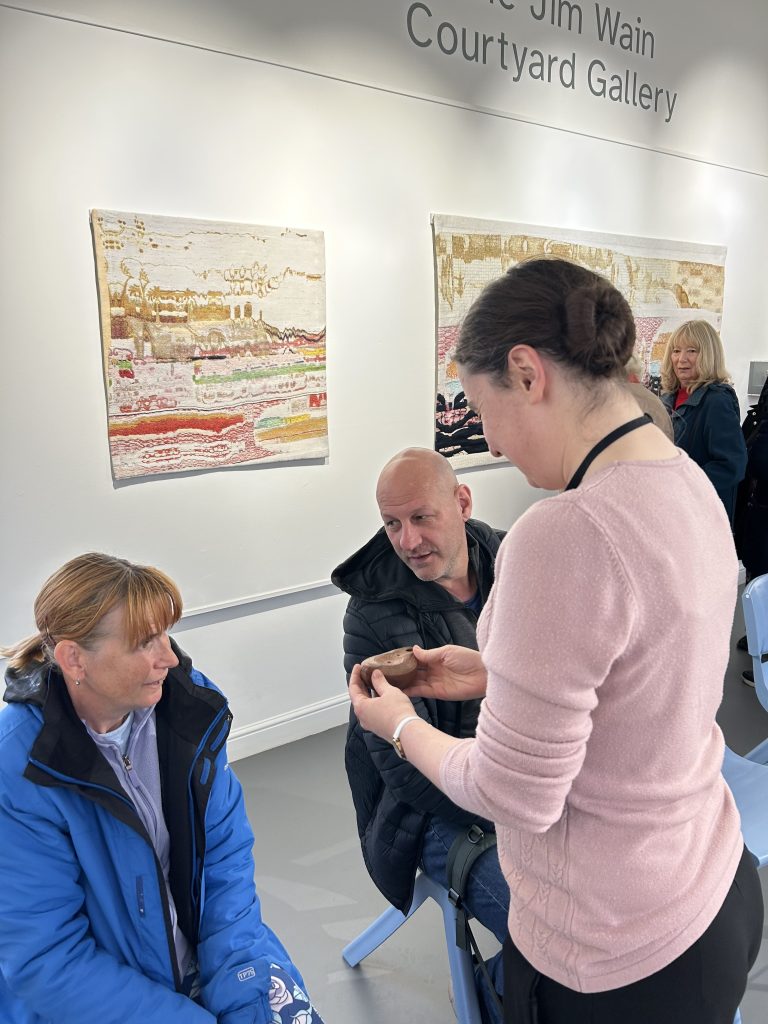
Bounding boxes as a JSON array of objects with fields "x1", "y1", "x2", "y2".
[
  {"x1": 342, "y1": 873, "x2": 483, "y2": 1024},
  {"x1": 441, "y1": 924, "x2": 483, "y2": 1024},
  {"x1": 432, "y1": 879, "x2": 483, "y2": 1024},
  {"x1": 341, "y1": 874, "x2": 432, "y2": 966},
  {"x1": 342, "y1": 904, "x2": 409, "y2": 966}
]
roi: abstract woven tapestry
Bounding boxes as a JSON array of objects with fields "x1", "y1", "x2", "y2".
[
  {"x1": 92, "y1": 210, "x2": 327, "y2": 480},
  {"x1": 432, "y1": 215, "x2": 726, "y2": 468}
]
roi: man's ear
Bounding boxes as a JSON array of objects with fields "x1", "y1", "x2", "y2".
[
  {"x1": 456, "y1": 483, "x2": 473, "y2": 521},
  {"x1": 507, "y1": 345, "x2": 546, "y2": 402},
  {"x1": 54, "y1": 640, "x2": 86, "y2": 680}
]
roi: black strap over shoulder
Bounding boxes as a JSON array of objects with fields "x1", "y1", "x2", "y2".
[
  {"x1": 565, "y1": 413, "x2": 651, "y2": 491},
  {"x1": 446, "y1": 824, "x2": 503, "y2": 1016}
]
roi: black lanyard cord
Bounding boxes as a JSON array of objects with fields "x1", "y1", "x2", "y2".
[{"x1": 565, "y1": 414, "x2": 652, "y2": 491}]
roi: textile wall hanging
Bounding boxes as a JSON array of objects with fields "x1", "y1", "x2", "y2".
[
  {"x1": 432, "y1": 215, "x2": 726, "y2": 468},
  {"x1": 91, "y1": 210, "x2": 327, "y2": 480}
]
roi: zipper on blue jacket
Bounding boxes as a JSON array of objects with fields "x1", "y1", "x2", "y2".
[
  {"x1": 29, "y1": 760, "x2": 137, "y2": 813},
  {"x1": 136, "y1": 876, "x2": 145, "y2": 917},
  {"x1": 29, "y1": 758, "x2": 181, "y2": 990},
  {"x1": 187, "y1": 703, "x2": 231, "y2": 924}
]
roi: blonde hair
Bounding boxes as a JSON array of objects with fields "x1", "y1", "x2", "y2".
[
  {"x1": 1, "y1": 553, "x2": 182, "y2": 672},
  {"x1": 661, "y1": 320, "x2": 731, "y2": 394}
]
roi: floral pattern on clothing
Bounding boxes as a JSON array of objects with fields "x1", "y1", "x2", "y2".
[{"x1": 269, "y1": 965, "x2": 324, "y2": 1024}]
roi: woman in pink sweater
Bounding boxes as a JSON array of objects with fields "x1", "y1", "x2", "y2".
[{"x1": 349, "y1": 258, "x2": 763, "y2": 1024}]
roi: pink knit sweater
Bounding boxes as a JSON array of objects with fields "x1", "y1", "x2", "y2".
[{"x1": 440, "y1": 453, "x2": 743, "y2": 993}]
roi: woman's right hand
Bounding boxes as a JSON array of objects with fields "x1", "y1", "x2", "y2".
[{"x1": 401, "y1": 644, "x2": 487, "y2": 701}]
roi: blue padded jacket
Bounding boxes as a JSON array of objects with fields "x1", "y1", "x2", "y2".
[{"x1": 0, "y1": 643, "x2": 300, "y2": 1024}]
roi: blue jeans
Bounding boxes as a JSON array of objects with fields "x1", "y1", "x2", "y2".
[{"x1": 420, "y1": 818, "x2": 509, "y2": 1024}]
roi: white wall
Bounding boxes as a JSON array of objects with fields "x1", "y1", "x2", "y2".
[{"x1": 1, "y1": 1, "x2": 767, "y2": 757}]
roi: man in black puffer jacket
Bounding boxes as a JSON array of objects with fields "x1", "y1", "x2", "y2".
[{"x1": 332, "y1": 448, "x2": 507, "y2": 1021}]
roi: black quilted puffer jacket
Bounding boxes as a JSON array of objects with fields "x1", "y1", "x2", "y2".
[{"x1": 331, "y1": 518, "x2": 504, "y2": 912}]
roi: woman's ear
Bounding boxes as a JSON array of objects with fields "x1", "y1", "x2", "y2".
[
  {"x1": 507, "y1": 345, "x2": 547, "y2": 401},
  {"x1": 54, "y1": 639, "x2": 86, "y2": 680}
]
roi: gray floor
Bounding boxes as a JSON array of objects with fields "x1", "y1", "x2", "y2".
[{"x1": 237, "y1": 597, "x2": 768, "y2": 1024}]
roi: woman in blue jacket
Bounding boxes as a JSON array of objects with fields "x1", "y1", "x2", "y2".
[
  {"x1": 661, "y1": 320, "x2": 747, "y2": 524},
  {"x1": 0, "y1": 553, "x2": 325, "y2": 1024}
]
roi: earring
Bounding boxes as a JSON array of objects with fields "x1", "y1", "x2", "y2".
[{"x1": 74, "y1": 679, "x2": 81, "y2": 687}]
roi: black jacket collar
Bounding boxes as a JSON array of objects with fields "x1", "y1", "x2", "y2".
[
  {"x1": 331, "y1": 518, "x2": 504, "y2": 610},
  {"x1": 4, "y1": 639, "x2": 224, "y2": 788}
]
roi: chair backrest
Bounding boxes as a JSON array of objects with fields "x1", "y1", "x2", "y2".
[
  {"x1": 741, "y1": 574, "x2": 768, "y2": 711},
  {"x1": 722, "y1": 745, "x2": 768, "y2": 868}
]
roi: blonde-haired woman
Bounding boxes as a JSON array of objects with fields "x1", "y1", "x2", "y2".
[
  {"x1": 0, "y1": 553, "x2": 325, "y2": 1024},
  {"x1": 661, "y1": 320, "x2": 747, "y2": 523}
]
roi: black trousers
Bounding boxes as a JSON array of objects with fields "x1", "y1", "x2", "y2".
[{"x1": 502, "y1": 845, "x2": 764, "y2": 1024}]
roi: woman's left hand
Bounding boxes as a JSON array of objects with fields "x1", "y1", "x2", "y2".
[{"x1": 348, "y1": 663, "x2": 417, "y2": 741}]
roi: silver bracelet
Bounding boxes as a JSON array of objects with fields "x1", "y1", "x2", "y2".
[{"x1": 391, "y1": 714, "x2": 420, "y2": 760}]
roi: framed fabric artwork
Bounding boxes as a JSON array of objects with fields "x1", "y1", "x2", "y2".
[
  {"x1": 91, "y1": 210, "x2": 327, "y2": 480},
  {"x1": 432, "y1": 215, "x2": 726, "y2": 468}
]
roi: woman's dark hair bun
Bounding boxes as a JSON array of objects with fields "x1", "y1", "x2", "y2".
[
  {"x1": 563, "y1": 281, "x2": 635, "y2": 377},
  {"x1": 454, "y1": 257, "x2": 637, "y2": 384}
]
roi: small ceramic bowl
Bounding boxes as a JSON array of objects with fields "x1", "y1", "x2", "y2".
[{"x1": 360, "y1": 647, "x2": 418, "y2": 689}]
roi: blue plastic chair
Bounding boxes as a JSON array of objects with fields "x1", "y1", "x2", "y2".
[
  {"x1": 742, "y1": 574, "x2": 768, "y2": 725},
  {"x1": 722, "y1": 746, "x2": 768, "y2": 869},
  {"x1": 344, "y1": 870, "x2": 748, "y2": 1024},
  {"x1": 722, "y1": 576, "x2": 768, "y2": 867},
  {"x1": 718, "y1": 575, "x2": 768, "y2": 1022},
  {"x1": 342, "y1": 871, "x2": 482, "y2": 1024}
]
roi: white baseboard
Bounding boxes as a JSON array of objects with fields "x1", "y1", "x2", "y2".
[{"x1": 227, "y1": 693, "x2": 350, "y2": 761}]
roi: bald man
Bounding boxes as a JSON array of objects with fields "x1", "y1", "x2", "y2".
[{"x1": 332, "y1": 448, "x2": 507, "y2": 1021}]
